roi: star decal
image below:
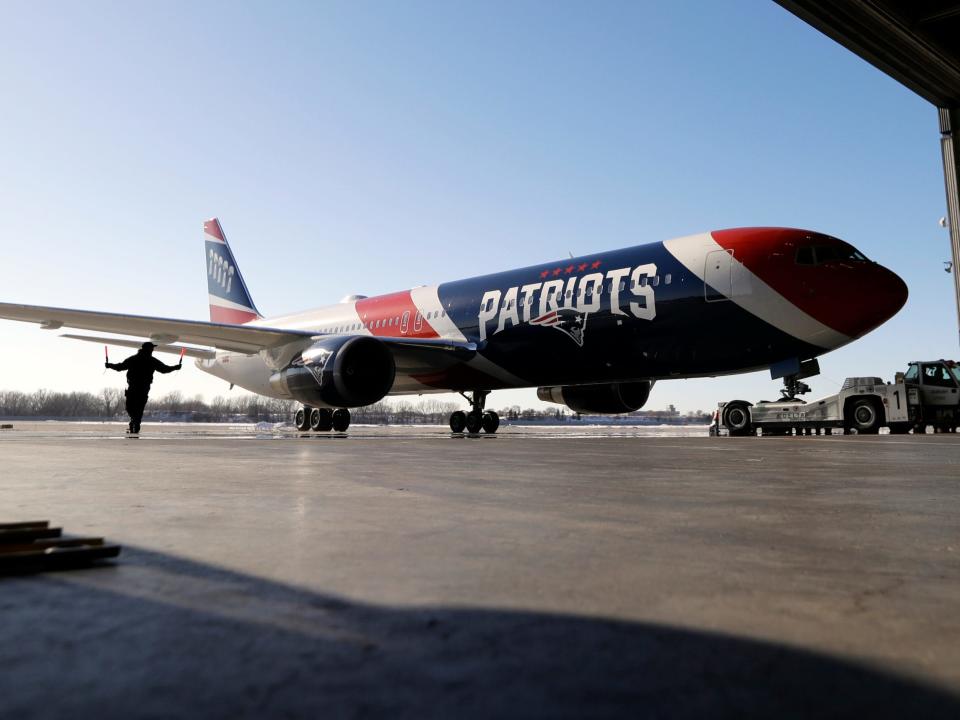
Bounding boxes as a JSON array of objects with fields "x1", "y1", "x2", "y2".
[
  {"x1": 540, "y1": 270, "x2": 550, "y2": 279},
  {"x1": 552, "y1": 267, "x2": 563, "y2": 277},
  {"x1": 591, "y1": 260, "x2": 602, "y2": 269},
  {"x1": 577, "y1": 263, "x2": 588, "y2": 271},
  {"x1": 565, "y1": 265, "x2": 575, "y2": 274}
]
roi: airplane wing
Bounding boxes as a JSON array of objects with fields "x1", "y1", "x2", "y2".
[
  {"x1": 0, "y1": 301, "x2": 316, "y2": 354},
  {"x1": 0, "y1": 302, "x2": 477, "y2": 360}
]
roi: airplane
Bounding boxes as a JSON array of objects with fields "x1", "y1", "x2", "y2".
[{"x1": 0, "y1": 219, "x2": 907, "y2": 433}]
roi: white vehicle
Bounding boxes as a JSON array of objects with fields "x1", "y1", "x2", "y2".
[{"x1": 714, "y1": 360, "x2": 960, "y2": 436}]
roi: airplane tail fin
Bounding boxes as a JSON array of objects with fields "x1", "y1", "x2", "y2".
[{"x1": 204, "y1": 218, "x2": 262, "y2": 324}]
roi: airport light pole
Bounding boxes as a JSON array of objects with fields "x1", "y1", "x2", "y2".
[{"x1": 940, "y1": 107, "x2": 960, "y2": 348}]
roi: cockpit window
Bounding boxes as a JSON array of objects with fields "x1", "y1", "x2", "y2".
[
  {"x1": 835, "y1": 246, "x2": 867, "y2": 261},
  {"x1": 814, "y1": 246, "x2": 837, "y2": 263},
  {"x1": 799, "y1": 245, "x2": 868, "y2": 265}
]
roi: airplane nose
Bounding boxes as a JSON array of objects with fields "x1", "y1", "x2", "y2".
[{"x1": 845, "y1": 264, "x2": 908, "y2": 338}]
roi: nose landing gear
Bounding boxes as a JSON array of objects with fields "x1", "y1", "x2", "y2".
[{"x1": 450, "y1": 391, "x2": 499, "y2": 434}]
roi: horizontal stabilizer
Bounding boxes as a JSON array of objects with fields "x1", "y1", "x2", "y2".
[{"x1": 61, "y1": 334, "x2": 216, "y2": 360}]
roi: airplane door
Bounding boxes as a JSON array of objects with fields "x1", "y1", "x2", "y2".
[
  {"x1": 401, "y1": 311, "x2": 410, "y2": 335},
  {"x1": 704, "y1": 249, "x2": 734, "y2": 302}
]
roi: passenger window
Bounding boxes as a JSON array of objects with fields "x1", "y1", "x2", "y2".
[
  {"x1": 796, "y1": 247, "x2": 814, "y2": 265},
  {"x1": 651, "y1": 276, "x2": 660, "y2": 287},
  {"x1": 639, "y1": 276, "x2": 647, "y2": 287},
  {"x1": 619, "y1": 281, "x2": 626, "y2": 291},
  {"x1": 664, "y1": 274, "x2": 672, "y2": 285}
]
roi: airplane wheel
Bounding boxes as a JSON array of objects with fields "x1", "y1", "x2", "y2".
[
  {"x1": 310, "y1": 408, "x2": 333, "y2": 432},
  {"x1": 449, "y1": 411, "x2": 466, "y2": 433},
  {"x1": 295, "y1": 407, "x2": 311, "y2": 432},
  {"x1": 722, "y1": 401, "x2": 752, "y2": 437},
  {"x1": 847, "y1": 398, "x2": 880, "y2": 434},
  {"x1": 332, "y1": 408, "x2": 350, "y2": 432},
  {"x1": 481, "y1": 411, "x2": 499, "y2": 434},
  {"x1": 465, "y1": 410, "x2": 483, "y2": 434}
]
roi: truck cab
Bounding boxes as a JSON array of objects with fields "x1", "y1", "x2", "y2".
[
  {"x1": 904, "y1": 361, "x2": 960, "y2": 406},
  {"x1": 903, "y1": 360, "x2": 960, "y2": 432}
]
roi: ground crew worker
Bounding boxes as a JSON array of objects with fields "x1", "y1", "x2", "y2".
[{"x1": 106, "y1": 341, "x2": 181, "y2": 434}]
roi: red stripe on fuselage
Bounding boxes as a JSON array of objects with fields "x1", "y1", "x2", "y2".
[
  {"x1": 355, "y1": 291, "x2": 439, "y2": 338},
  {"x1": 210, "y1": 305, "x2": 259, "y2": 324}
]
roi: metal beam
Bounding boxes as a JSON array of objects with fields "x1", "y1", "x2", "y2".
[
  {"x1": 940, "y1": 107, "x2": 960, "y2": 346},
  {"x1": 773, "y1": 1, "x2": 960, "y2": 107}
]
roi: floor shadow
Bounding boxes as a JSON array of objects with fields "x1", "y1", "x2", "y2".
[{"x1": 1, "y1": 547, "x2": 956, "y2": 719}]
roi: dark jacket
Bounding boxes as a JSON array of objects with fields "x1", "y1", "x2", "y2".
[{"x1": 107, "y1": 350, "x2": 179, "y2": 390}]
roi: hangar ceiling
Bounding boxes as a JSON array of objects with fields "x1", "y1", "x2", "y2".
[{"x1": 773, "y1": 1, "x2": 960, "y2": 106}]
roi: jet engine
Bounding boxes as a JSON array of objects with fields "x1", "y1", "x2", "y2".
[
  {"x1": 269, "y1": 336, "x2": 396, "y2": 407},
  {"x1": 537, "y1": 381, "x2": 653, "y2": 414}
]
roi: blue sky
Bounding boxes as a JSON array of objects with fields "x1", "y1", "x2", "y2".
[{"x1": 0, "y1": 1, "x2": 955, "y2": 414}]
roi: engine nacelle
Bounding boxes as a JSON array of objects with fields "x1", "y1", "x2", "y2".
[
  {"x1": 269, "y1": 336, "x2": 395, "y2": 408},
  {"x1": 537, "y1": 381, "x2": 653, "y2": 414}
]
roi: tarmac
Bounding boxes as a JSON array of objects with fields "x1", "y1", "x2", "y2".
[{"x1": 1, "y1": 422, "x2": 959, "y2": 718}]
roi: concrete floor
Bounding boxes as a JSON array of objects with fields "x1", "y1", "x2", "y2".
[{"x1": 1, "y1": 423, "x2": 958, "y2": 718}]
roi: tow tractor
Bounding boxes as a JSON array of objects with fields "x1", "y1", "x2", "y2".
[{"x1": 712, "y1": 359, "x2": 960, "y2": 436}]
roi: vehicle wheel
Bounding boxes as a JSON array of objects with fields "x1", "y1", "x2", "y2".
[
  {"x1": 847, "y1": 398, "x2": 881, "y2": 434},
  {"x1": 913, "y1": 423, "x2": 927, "y2": 435},
  {"x1": 465, "y1": 410, "x2": 483, "y2": 434},
  {"x1": 722, "y1": 402, "x2": 752, "y2": 437},
  {"x1": 295, "y1": 407, "x2": 311, "y2": 432},
  {"x1": 332, "y1": 408, "x2": 350, "y2": 432},
  {"x1": 888, "y1": 423, "x2": 910, "y2": 434},
  {"x1": 310, "y1": 408, "x2": 333, "y2": 432},
  {"x1": 481, "y1": 411, "x2": 500, "y2": 434},
  {"x1": 449, "y1": 411, "x2": 467, "y2": 433}
]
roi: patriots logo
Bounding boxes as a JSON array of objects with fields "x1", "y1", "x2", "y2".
[{"x1": 530, "y1": 307, "x2": 588, "y2": 346}]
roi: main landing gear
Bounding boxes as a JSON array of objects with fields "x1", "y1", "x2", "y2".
[
  {"x1": 449, "y1": 391, "x2": 499, "y2": 434},
  {"x1": 295, "y1": 406, "x2": 351, "y2": 433}
]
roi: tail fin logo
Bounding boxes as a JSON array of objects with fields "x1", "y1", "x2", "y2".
[{"x1": 208, "y1": 250, "x2": 236, "y2": 294}]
